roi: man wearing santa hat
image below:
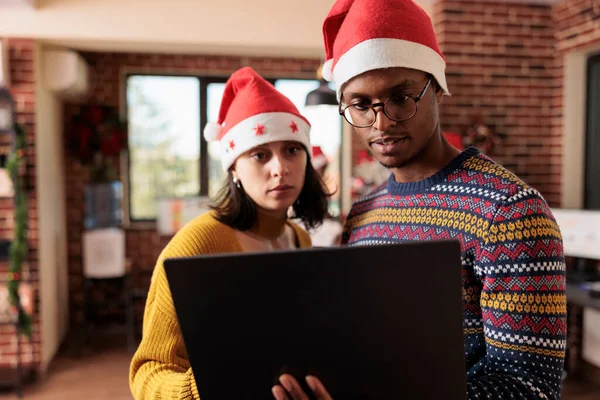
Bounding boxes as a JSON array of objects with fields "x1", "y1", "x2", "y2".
[{"x1": 272, "y1": 0, "x2": 566, "y2": 399}]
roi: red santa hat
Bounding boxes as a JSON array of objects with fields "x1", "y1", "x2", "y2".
[
  {"x1": 204, "y1": 67, "x2": 312, "y2": 170},
  {"x1": 321, "y1": 0, "x2": 449, "y2": 99},
  {"x1": 311, "y1": 146, "x2": 328, "y2": 170}
]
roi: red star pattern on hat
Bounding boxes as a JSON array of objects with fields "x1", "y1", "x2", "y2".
[
  {"x1": 229, "y1": 140, "x2": 236, "y2": 150},
  {"x1": 290, "y1": 121, "x2": 299, "y2": 133},
  {"x1": 253, "y1": 123, "x2": 265, "y2": 135}
]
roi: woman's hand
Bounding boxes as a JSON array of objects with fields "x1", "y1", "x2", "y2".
[{"x1": 272, "y1": 374, "x2": 333, "y2": 400}]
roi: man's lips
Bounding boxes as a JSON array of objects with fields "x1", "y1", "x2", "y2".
[
  {"x1": 369, "y1": 136, "x2": 408, "y2": 146},
  {"x1": 370, "y1": 136, "x2": 410, "y2": 155}
]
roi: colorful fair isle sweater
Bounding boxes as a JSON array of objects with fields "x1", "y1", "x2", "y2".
[{"x1": 342, "y1": 147, "x2": 566, "y2": 400}]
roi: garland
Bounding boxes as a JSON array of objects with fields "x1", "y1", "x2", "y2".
[{"x1": 5, "y1": 123, "x2": 32, "y2": 338}]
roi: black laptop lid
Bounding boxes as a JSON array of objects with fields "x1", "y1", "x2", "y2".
[{"x1": 164, "y1": 240, "x2": 466, "y2": 400}]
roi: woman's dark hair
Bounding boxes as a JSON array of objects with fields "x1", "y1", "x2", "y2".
[{"x1": 210, "y1": 150, "x2": 332, "y2": 231}]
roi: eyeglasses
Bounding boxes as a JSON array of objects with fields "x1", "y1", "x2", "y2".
[{"x1": 339, "y1": 76, "x2": 432, "y2": 128}]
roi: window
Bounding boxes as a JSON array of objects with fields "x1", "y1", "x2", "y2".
[
  {"x1": 206, "y1": 82, "x2": 227, "y2": 198},
  {"x1": 126, "y1": 74, "x2": 342, "y2": 222},
  {"x1": 126, "y1": 75, "x2": 201, "y2": 221}
]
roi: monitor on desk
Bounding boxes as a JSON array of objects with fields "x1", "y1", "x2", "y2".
[
  {"x1": 551, "y1": 208, "x2": 600, "y2": 261},
  {"x1": 164, "y1": 241, "x2": 466, "y2": 400}
]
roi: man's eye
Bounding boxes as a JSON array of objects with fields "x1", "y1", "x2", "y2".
[
  {"x1": 390, "y1": 94, "x2": 410, "y2": 105},
  {"x1": 288, "y1": 146, "x2": 301, "y2": 154},
  {"x1": 252, "y1": 152, "x2": 266, "y2": 160},
  {"x1": 351, "y1": 103, "x2": 370, "y2": 112}
]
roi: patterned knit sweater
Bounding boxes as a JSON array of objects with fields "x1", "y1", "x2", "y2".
[
  {"x1": 342, "y1": 147, "x2": 566, "y2": 400},
  {"x1": 129, "y1": 212, "x2": 312, "y2": 400}
]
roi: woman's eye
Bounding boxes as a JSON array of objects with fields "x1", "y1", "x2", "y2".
[
  {"x1": 288, "y1": 146, "x2": 301, "y2": 154},
  {"x1": 252, "y1": 152, "x2": 267, "y2": 160}
]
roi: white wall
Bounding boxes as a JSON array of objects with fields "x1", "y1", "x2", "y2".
[
  {"x1": 0, "y1": 0, "x2": 335, "y2": 57},
  {"x1": 34, "y1": 42, "x2": 68, "y2": 373},
  {"x1": 0, "y1": 0, "x2": 435, "y2": 57}
]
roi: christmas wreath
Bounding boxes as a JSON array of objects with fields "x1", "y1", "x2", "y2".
[{"x1": 67, "y1": 105, "x2": 127, "y2": 183}]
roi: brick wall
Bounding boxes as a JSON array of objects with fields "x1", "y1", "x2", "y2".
[
  {"x1": 64, "y1": 53, "x2": 321, "y2": 331},
  {"x1": 552, "y1": 0, "x2": 600, "y2": 189},
  {"x1": 433, "y1": 0, "x2": 559, "y2": 205},
  {"x1": 0, "y1": 39, "x2": 39, "y2": 374},
  {"x1": 554, "y1": 0, "x2": 600, "y2": 52}
]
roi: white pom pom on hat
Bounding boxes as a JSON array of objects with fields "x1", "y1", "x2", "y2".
[
  {"x1": 203, "y1": 122, "x2": 222, "y2": 142},
  {"x1": 322, "y1": 59, "x2": 334, "y2": 82}
]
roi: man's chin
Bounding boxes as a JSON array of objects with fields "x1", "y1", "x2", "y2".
[{"x1": 376, "y1": 156, "x2": 412, "y2": 170}]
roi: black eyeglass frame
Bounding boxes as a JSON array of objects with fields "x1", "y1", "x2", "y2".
[{"x1": 339, "y1": 76, "x2": 433, "y2": 128}]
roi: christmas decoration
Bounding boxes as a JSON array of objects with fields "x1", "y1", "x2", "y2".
[
  {"x1": 462, "y1": 116, "x2": 499, "y2": 155},
  {"x1": 351, "y1": 149, "x2": 389, "y2": 199},
  {"x1": 444, "y1": 131, "x2": 464, "y2": 150},
  {"x1": 5, "y1": 122, "x2": 31, "y2": 338},
  {"x1": 67, "y1": 105, "x2": 127, "y2": 183}
]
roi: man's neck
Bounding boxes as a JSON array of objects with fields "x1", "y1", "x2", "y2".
[{"x1": 390, "y1": 135, "x2": 461, "y2": 184}]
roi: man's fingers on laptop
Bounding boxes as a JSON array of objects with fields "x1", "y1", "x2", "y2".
[
  {"x1": 277, "y1": 374, "x2": 310, "y2": 400},
  {"x1": 272, "y1": 384, "x2": 290, "y2": 400},
  {"x1": 305, "y1": 376, "x2": 332, "y2": 400}
]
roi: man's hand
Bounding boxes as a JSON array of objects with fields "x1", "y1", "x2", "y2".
[{"x1": 272, "y1": 374, "x2": 333, "y2": 400}]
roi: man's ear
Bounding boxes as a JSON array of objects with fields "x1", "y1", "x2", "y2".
[{"x1": 435, "y1": 88, "x2": 444, "y2": 104}]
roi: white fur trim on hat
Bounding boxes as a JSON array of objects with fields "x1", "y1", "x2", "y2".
[
  {"x1": 219, "y1": 112, "x2": 311, "y2": 171},
  {"x1": 203, "y1": 122, "x2": 222, "y2": 142},
  {"x1": 332, "y1": 38, "x2": 449, "y2": 100}
]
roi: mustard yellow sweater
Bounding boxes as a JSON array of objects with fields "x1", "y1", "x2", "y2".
[{"x1": 129, "y1": 212, "x2": 312, "y2": 400}]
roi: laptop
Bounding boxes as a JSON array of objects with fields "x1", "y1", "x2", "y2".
[{"x1": 164, "y1": 240, "x2": 466, "y2": 400}]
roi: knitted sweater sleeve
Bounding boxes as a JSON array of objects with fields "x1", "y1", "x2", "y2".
[
  {"x1": 469, "y1": 189, "x2": 567, "y2": 399},
  {"x1": 129, "y1": 260, "x2": 200, "y2": 400}
]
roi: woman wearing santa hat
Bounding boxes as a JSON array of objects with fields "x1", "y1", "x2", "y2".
[{"x1": 129, "y1": 66, "x2": 331, "y2": 400}]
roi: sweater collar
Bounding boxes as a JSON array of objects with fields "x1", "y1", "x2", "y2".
[{"x1": 387, "y1": 146, "x2": 480, "y2": 196}]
